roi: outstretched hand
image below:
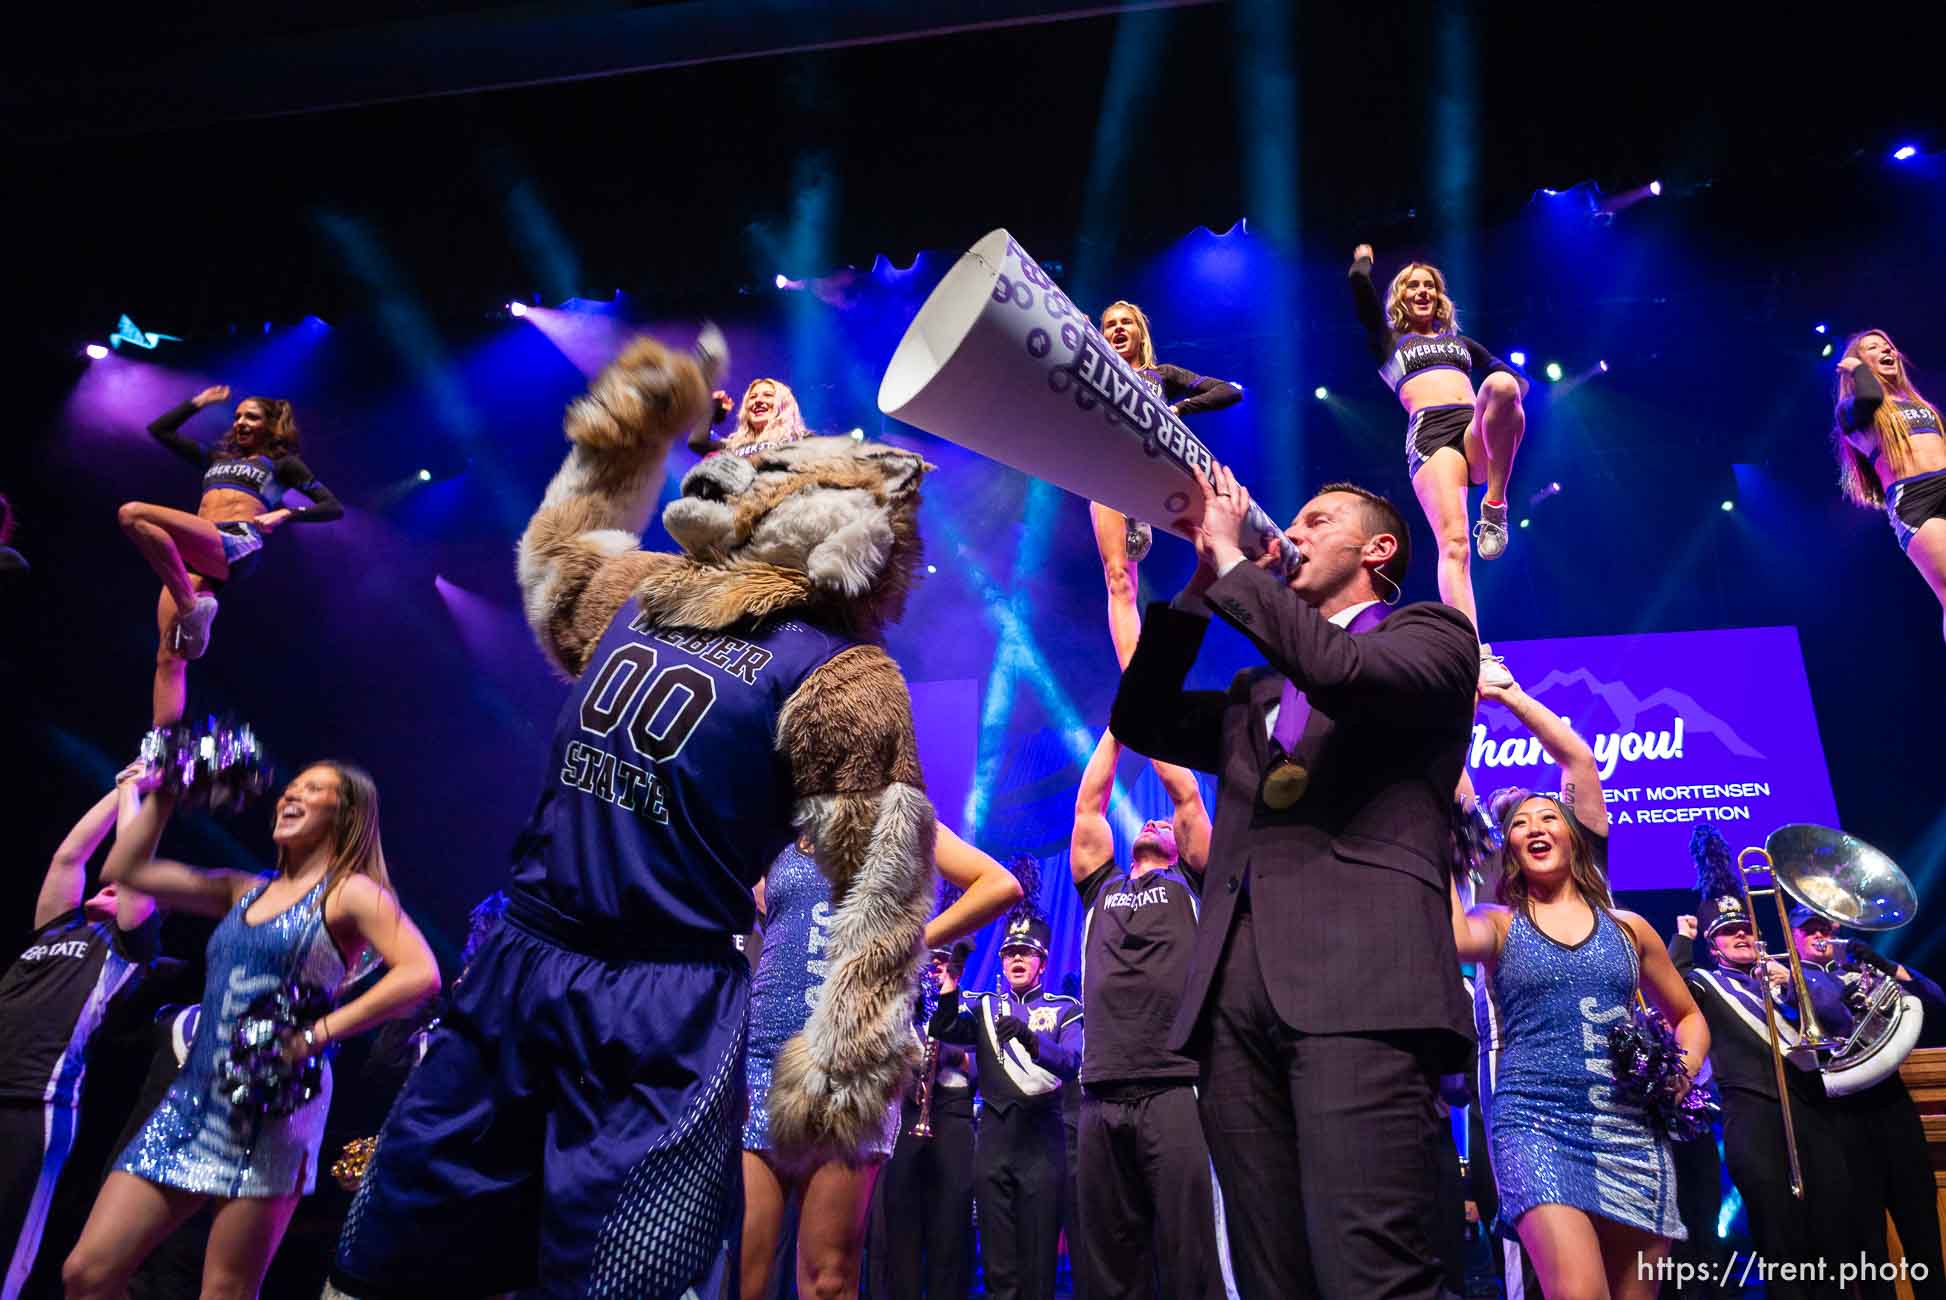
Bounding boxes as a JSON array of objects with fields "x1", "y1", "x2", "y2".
[
  {"x1": 1353, "y1": 243, "x2": 1374, "y2": 264},
  {"x1": 192, "y1": 385, "x2": 232, "y2": 408}
]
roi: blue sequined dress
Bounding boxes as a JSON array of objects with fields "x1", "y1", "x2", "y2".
[
  {"x1": 741, "y1": 842, "x2": 900, "y2": 1156},
  {"x1": 1474, "y1": 907, "x2": 1685, "y2": 1239},
  {"x1": 117, "y1": 877, "x2": 347, "y2": 1198}
]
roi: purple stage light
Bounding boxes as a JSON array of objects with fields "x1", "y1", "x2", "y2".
[
  {"x1": 84, "y1": 343, "x2": 109, "y2": 360},
  {"x1": 1509, "y1": 350, "x2": 1527, "y2": 368},
  {"x1": 774, "y1": 274, "x2": 789, "y2": 290},
  {"x1": 508, "y1": 301, "x2": 529, "y2": 317},
  {"x1": 1598, "y1": 359, "x2": 1609, "y2": 373},
  {"x1": 1648, "y1": 180, "x2": 1663, "y2": 196},
  {"x1": 1893, "y1": 145, "x2": 1918, "y2": 161}
]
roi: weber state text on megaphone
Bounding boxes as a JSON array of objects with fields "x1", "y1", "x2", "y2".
[{"x1": 878, "y1": 228, "x2": 1298, "y2": 573}]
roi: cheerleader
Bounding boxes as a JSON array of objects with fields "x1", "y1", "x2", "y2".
[{"x1": 61, "y1": 763, "x2": 438, "y2": 1300}]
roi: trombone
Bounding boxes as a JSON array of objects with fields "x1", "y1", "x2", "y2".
[{"x1": 1734, "y1": 824, "x2": 1919, "y2": 1200}]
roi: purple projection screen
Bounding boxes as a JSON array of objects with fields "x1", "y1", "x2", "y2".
[{"x1": 1472, "y1": 626, "x2": 1839, "y2": 890}]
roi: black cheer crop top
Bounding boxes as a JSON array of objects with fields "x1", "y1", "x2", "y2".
[
  {"x1": 1348, "y1": 256, "x2": 1521, "y2": 397},
  {"x1": 148, "y1": 400, "x2": 343, "y2": 522}
]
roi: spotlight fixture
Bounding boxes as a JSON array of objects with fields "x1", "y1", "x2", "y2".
[
  {"x1": 1720, "y1": 500, "x2": 1735, "y2": 512},
  {"x1": 1313, "y1": 386, "x2": 1328, "y2": 400},
  {"x1": 508, "y1": 301, "x2": 529, "y2": 317},
  {"x1": 1598, "y1": 360, "x2": 1609, "y2": 373},
  {"x1": 774, "y1": 274, "x2": 789, "y2": 290},
  {"x1": 1509, "y1": 350, "x2": 1527, "y2": 368},
  {"x1": 418, "y1": 469, "x2": 433, "y2": 482},
  {"x1": 1519, "y1": 518, "x2": 1530, "y2": 529},
  {"x1": 926, "y1": 564, "x2": 938, "y2": 575},
  {"x1": 1893, "y1": 145, "x2": 1918, "y2": 162},
  {"x1": 1821, "y1": 343, "x2": 1834, "y2": 358},
  {"x1": 1544, "y1": 362, "x2": 1564, "y2": 383},
  {"x1": 1814, "y1": 323, "x2": 1828, "y2": 335},
  {"x1": 83, "y1": 343, "x2": 109, "y2": 360},
  {"x1": 1648, "y1": 180, "x2": 1663, "y2": 197},
  {"x1": 848, "y1": 428, "x2": 865, "y2": 441}
]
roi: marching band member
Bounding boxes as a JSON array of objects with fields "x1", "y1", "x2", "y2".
[{"x1": 929, "y1": 912, "x2": 1083, "y2": 1300}]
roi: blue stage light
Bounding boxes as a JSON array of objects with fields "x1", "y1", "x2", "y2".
[
  {"x1": 1814, "y1": 323, "x2": 1828, "y2": 334},
  {"x1": 775, "y1": 273, "x2": 789, "y2": 290},
  {"x1": 508, "y1": 301, "x2": 528, "y2": 317},
  {"x1": 1893, "y1": 145, "x2": 1918, "y2": 161},
  {"x1": 1598, "y1": 359, "x2": 1609, "y2": 373},
  {"x1": 1544, "y1": 361, "x2": 1564, "y2": 382},
  {"x1": 1649, "y1": 180, "x2": 1662, "y2": 196},
  {"x1": 418, "y1": 469, "x2": 433, "y2": 482},
  {"x1": 1509, "y1": 350, "x2": 1526, "y2": 368},
  {"x1": 84, "y1": 343, "x2": 108, "y2": 360},
  {"x1": 926, "y1": 564, "x2": 938, "y2": 575},
  {"x1": 1822, "y1": 343, "x2": 1835, "y2": 358},
  {"x1": 1721, "y1": 500, "x2": 1735, "y2": 512},
  {"x1": 1519, "y1": 518, "x2": 1530, "y2": 529},
  {"x1": 1313, "y1": 386, "x2": 1328, "y2": 400}
]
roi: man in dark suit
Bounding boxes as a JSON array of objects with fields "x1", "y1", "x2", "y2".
[{"x1": 1110, "y1": 463, "x2": 1478, "y2": 1298}]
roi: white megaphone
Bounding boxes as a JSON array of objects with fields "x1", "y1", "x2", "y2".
[{"x1": 878, "y1": 228, "x2": 1298, "y2": 573}]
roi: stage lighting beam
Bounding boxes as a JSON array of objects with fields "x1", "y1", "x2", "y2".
[
  {"x1": 508, "y1": 301, "x2": 528, "y2": 317},
  {"x1": 1893, "y1": 145, "x2": 1918, "y2": 161},
  {"x1": 1544, "y1": 361, "x2": 1564, "y2": 383},
  {"x1": 84, "y1": 343, "x2": 109, "y2": 360},
  {"x1": 1313, "y1": 386, "x2": 1328, "y2": 400}
]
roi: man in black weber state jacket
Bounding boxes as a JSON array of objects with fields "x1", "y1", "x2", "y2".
[{"x1": 1110, "y1": 463, "x2": 1477, "y2": 1299}]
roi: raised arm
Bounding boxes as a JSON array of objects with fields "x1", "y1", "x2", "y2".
[
  {"x1": 298, "y1": 874, "x2": 441, "y2": 1061},
  {"x1": 1838, "y1": 362, "x2": 1885, "y2": 433},
  {"x1": 34, "y1": 780, "x2": 125, "y2": 930},
  {"x1": 147, "y1": 388, "x2": 223, "y2": 469},
  {"x1": 1347, "y1": 244, "x2": 1392, "y2": 364},
  {"x1": 1207, "y1": 561, "x2": 1478, "y2": 725},
  {"x1": 1070, "y1": 727, "x2": 1121, "y2": 883},
  {"x1": 1669, "y1": 916, "x2": 1697, "y2": 977},
  {"x1": 100, "y1": 781, "x2": 255, "y2": 919},
  {"x1": 1622, "y1": 912, "x2": 1710, "y2": 1084},
  {"x1": 1108, "y1": 602, "x2": 1227, "y2": 773},
  {"x1": 1476, "y1": 679, "x2": 1606, "y2": 834},
  {"x1": 768, "y1": 642, "x2": 938, "y2": 1163},
  {"x1": 925, "y1": 826, "x2": 1022, "y2": 947},
  {"x1": 1156, "y1": 759, "x2": 1211, "y2": 873},
  {"x1": 516, "y1": 331, "x2": 720, "y2": 677}
]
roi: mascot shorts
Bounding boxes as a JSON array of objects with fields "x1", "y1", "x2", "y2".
[{"x1": 332, "y1": 897, "x2": 749, "y2": 1300}]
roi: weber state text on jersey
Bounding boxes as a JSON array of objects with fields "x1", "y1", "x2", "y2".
[
  {"x1": 511, "y1": 600, "x2": 859, "y2": 939},
  {"x1": 1076, "y1": 862, "x2": 1202, "y2": 1085}
]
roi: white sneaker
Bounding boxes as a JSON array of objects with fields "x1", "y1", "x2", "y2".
[
  {"x1": 172, "y1": 594, "x2": 220, "y2": 660},
  {"x1": 1479, "y1": 642, "x2": 1515, "y2": 689},
  {"x1": 1474, "y1": 500, "x2": 1510, "y2": 561}
]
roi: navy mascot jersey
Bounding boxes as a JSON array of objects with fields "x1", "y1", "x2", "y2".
[{"x1": 511, "y1": 600, "x2": 859, "y2": 939}]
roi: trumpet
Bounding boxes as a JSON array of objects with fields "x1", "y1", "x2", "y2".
[{"x1": 908, "y1": 965, "x2": 944, "y2": 1140}]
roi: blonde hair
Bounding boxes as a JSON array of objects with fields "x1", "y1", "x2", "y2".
[
  {"x1": 1385, "y1": 262, "x2": 1460, "y2": 336},
  {"x1": 1100, "y1": 301, "x2": 1157, "y2": 370},
  {"x1": 726, "y1": 378, "x2": 808, "y2": 449},
  {"x1": 1832, "y1": 330, "x2": 1934, "y2": 508}
]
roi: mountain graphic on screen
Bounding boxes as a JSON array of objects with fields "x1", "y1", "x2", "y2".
[{"x1": 1485, "y1": 666, "x2": 1767, "y2": 761}]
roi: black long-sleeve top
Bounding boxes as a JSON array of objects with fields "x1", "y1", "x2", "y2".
[
  {"x1": 148, "y1": 400, "x2": 343, "y2": 523},
  {"x1": 1139, "y1": 363, "x2": 1243, "y2": 418},
  {"x1": 928, "y1": 984, "x2": 1082, "y2": 1112},
  {"x1": 1347, "y1": 256, "x2": 1523, "y2": 398}
]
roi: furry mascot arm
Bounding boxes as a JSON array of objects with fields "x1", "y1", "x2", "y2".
[
  {"x1": 516, "y1": 329, "x2": 723, "y2": 677},
  {"x1": 766, "y1": 643, "x2": 937, "y2": 1166}
]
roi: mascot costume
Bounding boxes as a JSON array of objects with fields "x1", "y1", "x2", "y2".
[{"x1": 331, "y1": 329, "x2": 939, "y2": 1300}]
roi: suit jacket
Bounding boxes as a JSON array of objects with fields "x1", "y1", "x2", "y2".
[{"x1": 1109, "y1": 562, "x2": 1477, "y2": 1068}]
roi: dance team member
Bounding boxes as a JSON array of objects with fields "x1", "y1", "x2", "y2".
[
  {"x1": 122, "y1": 386, "x2": 343, "y2": 724},
  {"x1": 1112, "y1": 464, "x2": 1476, "y2": 1297},
  {"x1": 737, "y1": 827, "x2": 1018, "y2": 1300},
  {"x1": 1787, "y1": 908, "x2": 1946, "y2": 1299},
  {"x1": 1066, "y1": 727, "x2": 1231, "y2": 1300},
  {"x1": 929, "y1": 912, "x2": 1083, "y2": 1300},
  {"x1": 688, "y1": 376, "x2": 811, "y2": 458},
  {"x1": 1832, "y1": 330, "x2": 1946, "y2": 641},
  {"x1": 1348, "y1": 244, "x2": 1525, "y2": 678},
  {"x1": 1453, "y1": 792, "x2": 1704, "y2": 1300},
  {"x1": 867, "y1": 941, "x2": 979, "y2": 1300},
  {"x1": 1677, "y1": 825, "x2": 1858, "y2": 1300},
  {"x1": 0, "y1": 766, "x2": 157, "y2": 1300},
  {"x1": 1092, "y1": 301, "x2": 1243, "y2": 669},
  {"x1": 61, "y1": 762, "x2": 440, "y2": 1300},
  {"x1": 333, "y1": 334, "x2": 940, "y2": 1299}
]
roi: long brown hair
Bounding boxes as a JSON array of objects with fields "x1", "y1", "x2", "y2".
[
  {"x1": 274, "y1": 761, "x2": 394, "y2": 907},
  {"x1": 213, "y1": 397, "x2": 302, "y2": 462},
  {"x1": 1831, "y1": 330, "x2": 1934, "y2": 507},
  {"x1": 1100, "y1": 300, "x2": 1158, "y2": 369},
  {"x1": 1385, "y1": 262, "x2": 1460, "y2": 336},
  {"x1": 1492, "y1": 791, "x2": 1612, "y2": 914}
]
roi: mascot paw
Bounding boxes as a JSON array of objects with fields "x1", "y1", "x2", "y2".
[{"x1": 564, "y1": 333, "x2": 716, "y2": 457}]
